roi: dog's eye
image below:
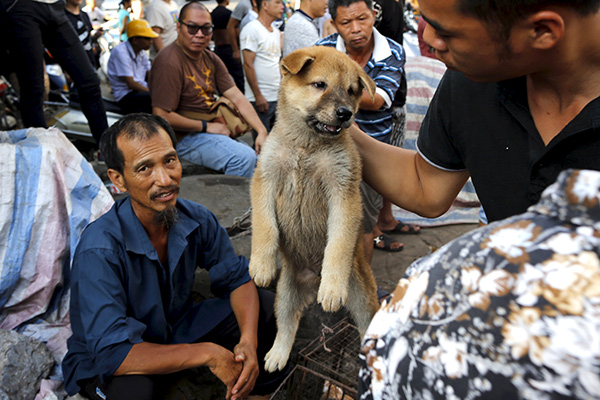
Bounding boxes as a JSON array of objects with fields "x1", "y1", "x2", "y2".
[
  {"x1": 312, "y1": 81, "x2": 327, "y2": 90},
  {"x1": 348, "y1": 87, "x2": 356, "y2": 96}
]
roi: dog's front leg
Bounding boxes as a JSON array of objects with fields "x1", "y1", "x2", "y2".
[
  {"x1": 249, "y1": 174, "x2": 279, "y2": 287},
  {"x1": 317, "y1": 190, "x2": 360, "y2": 312}
]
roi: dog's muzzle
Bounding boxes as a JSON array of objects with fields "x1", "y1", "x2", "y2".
[{"x1": 311, "y1": 107, "x2": 355, "y2": 136}]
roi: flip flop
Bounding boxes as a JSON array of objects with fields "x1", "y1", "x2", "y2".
[
  {"x1": 373, "y1": 233, "x2": 404, "y2": 252},
  {"x1": 382, "y1": 220, "x2": 421, "y2": 235}
]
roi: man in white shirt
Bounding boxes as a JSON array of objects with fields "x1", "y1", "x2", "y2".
[
  {"x1": 145, "y1": 0, "x2": 181, "y2": 59},
  {"x1": 240, "y1": 0, "x2": 284, "y2": 138},
  {"x1": 282, "y1": 0, "x2": 328, "y2": 57}
]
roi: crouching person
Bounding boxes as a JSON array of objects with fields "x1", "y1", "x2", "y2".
[{"x1": 62, "y1": 113, "x2": 288, "y2": 400}]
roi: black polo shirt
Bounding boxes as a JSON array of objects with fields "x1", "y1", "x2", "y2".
[{"x1": 417, "y1": 70, "x2": 600, "y2": 222}]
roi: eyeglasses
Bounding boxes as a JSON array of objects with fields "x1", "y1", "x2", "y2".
[{"x1": 179, "y1": 21, "x2": 214, "y2": 36}]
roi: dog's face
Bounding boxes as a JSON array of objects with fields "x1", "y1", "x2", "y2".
[{"x1": 279, "y1": 46, "x2": 376, "y2": 137}]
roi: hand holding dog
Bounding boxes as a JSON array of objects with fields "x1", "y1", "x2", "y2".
[{"x1": 230, "y1": 340, "x2": 260, "y2": 400}]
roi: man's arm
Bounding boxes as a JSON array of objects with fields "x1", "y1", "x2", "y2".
[
  {"x1": 151, "y1": 26, "x2": 165, "y2": 53},
  {"x1": 228, "y1": 281, "x2": 261, "y2": 399},
  {"x1": 227, "y1": 18, "x2": 242, "y2": 61},
  {"x1": 222, "y1": 85, "x2": 268, "y2": 153},
  {"x1": 114, "y1": 341, "x2": 242, "y2": 399},
  {"x1": 241, "y1": 49, "x2": 268, "y2": 113},
  {"x1": 359, "y1": 91, "x2": 385, "y2": 111},
  {"x1": 122, "y1": 76, "x2": 149, "y2": 92},
  {"x1": 349, "y1": 124, "x2": 469, "y2": 217},
  {"x1": 153, "y1": 106, "x2": 232, "y2": 136}
]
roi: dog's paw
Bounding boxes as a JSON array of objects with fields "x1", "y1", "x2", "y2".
[
  {"x1": 264, "y1": 346, "x2": 291, "y2": 372},
  {"x1": 249, "y1": 259, "x2": 277, "y2": 287},
  {"x1": 317, "y1": 282, "x2": 349, "y2": 312}
]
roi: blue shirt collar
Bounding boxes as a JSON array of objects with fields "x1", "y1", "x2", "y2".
[{"x1": 118, "y1": 196, "x2": 200, "y2": 265}]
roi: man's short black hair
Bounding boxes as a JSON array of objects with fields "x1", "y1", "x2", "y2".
[
  {"x1": 328, "y1": 0, "x2": 373, "y2": 21},
  {"x1": 179, "y1": 0, "x2": 210, "y2": 22},
  {"x1": 457, "y1": 0, "x2": 600, "y2": 41},
  {"x1": 99, "y1": 113, "x2": 177, "y2": 174}
]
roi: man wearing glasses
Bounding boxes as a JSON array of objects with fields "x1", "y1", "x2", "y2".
[{"x1": 150, "y1": 1, "x2": 269, "y2": 178}]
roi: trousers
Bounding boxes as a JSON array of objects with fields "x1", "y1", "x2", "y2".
[
  {"x1": 79, "y1": 289, "x2": 290, "y2": 400},
  {"x1": 5, "y1": 0, "x2": 108, "y2": 143}
]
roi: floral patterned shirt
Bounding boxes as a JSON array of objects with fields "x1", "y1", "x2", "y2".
[{"x1": 358, "y1": 169, "x2": 600, "y2": 400}]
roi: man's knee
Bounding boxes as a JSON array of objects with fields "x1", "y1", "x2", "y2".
[{"x1": 226, "y1": 148, "x2": 257, "y2": 178}]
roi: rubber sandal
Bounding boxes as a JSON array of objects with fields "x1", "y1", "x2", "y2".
[
  {"x1": 373, "y1": 233, "x2": 404, "y2": 252},
  {"x1": 382, "y1": 220, "x2": 421, "y2": 235}
]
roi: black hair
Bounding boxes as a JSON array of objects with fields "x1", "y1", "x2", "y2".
[
  {"x1": 179, "y1": 1, "x2": 210, "y2": 22},
  {"x1": 328, "y1": 0, "x2": 372, "y2": 21},
  {"x1": 99, "y1": 113, "x2": 177, "y2": 174},
  {"x1": 457, "y1": 0, "x2": 600, "y2": 41}
]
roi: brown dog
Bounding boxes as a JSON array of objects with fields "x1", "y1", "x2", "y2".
[{"x1": 249, "y1": 46, "x2": 380, "y2": 372}]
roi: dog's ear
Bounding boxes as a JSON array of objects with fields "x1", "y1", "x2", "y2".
[
  {"x1": 281, "y1": 48, "x2": 315, "y2": 77},
  {"x1": 358, "y1": 69, "x2": 376, "y2": 102}
]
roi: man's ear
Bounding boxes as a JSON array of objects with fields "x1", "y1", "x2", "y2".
[
  {"x1": 525, "y1": 11, "x2": 565, "y2": 50},
  {"x1": 107, "y1": 168, "x2": 128, "y2": 193}
]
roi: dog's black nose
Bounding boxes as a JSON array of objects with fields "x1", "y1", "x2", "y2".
[{"x1": 336, "y1": 107, "x2": 353, "y2": 122}]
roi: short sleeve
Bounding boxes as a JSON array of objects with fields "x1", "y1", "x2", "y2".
[
  {"x1": 149, "y1": 49, "x2": 183, "y2": 112},
  {"x1": 210, "y1": 52, "x2": 236, "y2": 94},
  {"x1": 416, "y1": 70, "x2": 467, "y2": 171},
  {"x1": 231, "y1": 0, "x2": 250, "y2": 21},
  {"x1": 109, "y1": 47, "x2": 135, "y2": 78},
  {"x1": 240, "y1": 23, "x2": 259, "y2": 53}
]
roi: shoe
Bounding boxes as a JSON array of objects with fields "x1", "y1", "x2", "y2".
[
  {"x1": 373, "y1": 233, "x2": 404, "y2": 252},
  {"x1": 382, "y1": 220, "x2": 421, "y2": 235}
]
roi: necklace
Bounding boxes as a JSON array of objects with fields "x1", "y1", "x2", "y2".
[{"x1": 258, "y1": 17, "x2": 274, "y2": 32}]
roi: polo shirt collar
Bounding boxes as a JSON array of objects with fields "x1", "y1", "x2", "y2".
[
  {"x1": 296, "y1": 9, "x2": 314, "y2": 21},
  {"x1": 335, "y1": 27, "x2": 390, "y2": 63},
  {"x1": 125, "y1": 40, "x2": 134, "y2": 57},
  {"x1": 498, "y1": 76, "x2": 600, "y2": 138}
]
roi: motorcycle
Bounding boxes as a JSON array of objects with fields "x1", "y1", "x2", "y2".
[{"x1": 0, "y1": 75, "x2": 20, "y2": 131}]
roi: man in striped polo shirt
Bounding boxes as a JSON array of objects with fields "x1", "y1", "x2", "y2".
[{"x1": 316, "y1": 0, "x2": 405, "y2": 262}]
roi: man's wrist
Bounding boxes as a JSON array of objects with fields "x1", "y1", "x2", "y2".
[{"x1": 256, "y1": 128, "x2": 268, "y2": 138}]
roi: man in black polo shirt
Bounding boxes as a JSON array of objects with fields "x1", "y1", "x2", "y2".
[{"x1": 351, "y1": 0, "x2": 600, "y2": 224}]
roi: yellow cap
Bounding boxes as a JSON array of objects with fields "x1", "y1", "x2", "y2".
[{"x1": 126, "y1": 19, "x2": 159, "y2": 39}]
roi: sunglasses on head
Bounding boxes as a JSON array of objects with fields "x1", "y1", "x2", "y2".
[{"x1": 179, "y1": 21, "x2": 214, "y2": 36}]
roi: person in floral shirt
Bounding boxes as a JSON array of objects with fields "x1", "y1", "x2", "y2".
[{"x1": 358, "y1": 169, "x2": 600, "y2": 399}]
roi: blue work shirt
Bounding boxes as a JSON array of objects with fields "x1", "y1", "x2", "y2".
[
  {"x1": 62, "y1": 197, "x2": 251, "y2": 395},
  {"x1": 317, "y1": 28, "x2": 405, "y2": 143}
]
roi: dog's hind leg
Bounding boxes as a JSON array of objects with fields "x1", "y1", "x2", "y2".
[
  {"x1": 346, "y1": 261, "x2": 379, "y2": 337},
  {"x1": 264, "y1": 263, "x2": 317, "y2": 372}
]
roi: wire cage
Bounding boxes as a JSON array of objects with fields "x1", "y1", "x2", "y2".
[
  {"x1": 298, "y1": 319, "x2": 362, "y2": 389},
  {"x1": 270, "y1": 365, "x2": 357, "y2": 400}
]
